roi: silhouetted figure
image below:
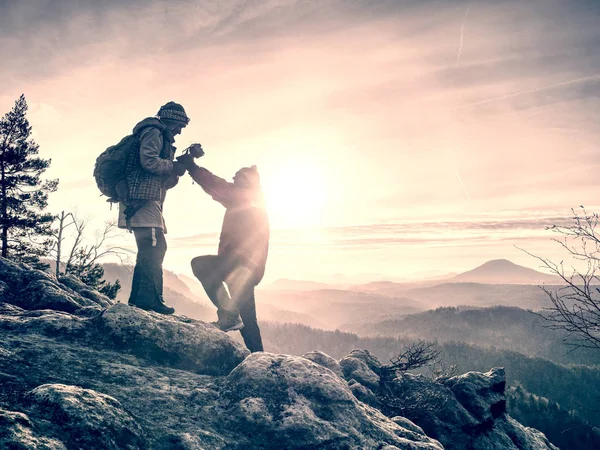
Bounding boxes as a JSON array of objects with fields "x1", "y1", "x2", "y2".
[
  {"x1": 185, "y1": 161, "x2": 269, "y2": 352},
  {"x1": 118, "y1": 102, "x2": 190, "y2": 315}
]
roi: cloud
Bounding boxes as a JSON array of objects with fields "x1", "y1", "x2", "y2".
[{"x1": 170, "y1": 211, "x2": 575, "y2": 252}]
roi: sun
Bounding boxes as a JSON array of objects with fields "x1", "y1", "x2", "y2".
[{"x1": 261, "y1": 161, "x2": 328, "y2": 229}]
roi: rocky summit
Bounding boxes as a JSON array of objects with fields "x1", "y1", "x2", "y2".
[{"x1": 0, "y1": 257, "x2": 557, "y2": 449}]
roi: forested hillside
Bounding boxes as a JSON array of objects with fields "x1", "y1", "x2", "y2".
[{"x1": 347, "y1": 306, "x2": 600, "y2": 365}]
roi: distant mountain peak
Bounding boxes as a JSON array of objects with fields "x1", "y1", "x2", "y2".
[
  {"x1": 482, "y1": 259, "x2": 516, "y2": 266},
  {"x1": 452, "y1": 259, "x2": 558, "y2": 284}
]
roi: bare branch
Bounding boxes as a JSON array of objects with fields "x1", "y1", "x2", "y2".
[
  {"x1": 519, "y1": 206, "x2": 600, "y2": 351},
  {"x1": 378, "y1": 341, "x2": 450, "y2": 417},
  {"x1": 380, "y1": 340, "x2": 441, "y2": 385}
]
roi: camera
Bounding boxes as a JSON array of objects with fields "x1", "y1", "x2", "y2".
[
  {"x1": 184, "y1": 143, "x2": 204, "y2": 158},
  {"x1": 176, "y1": 143, "x2": 204, "y2": 168}
]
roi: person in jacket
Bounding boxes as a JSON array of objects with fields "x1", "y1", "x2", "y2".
[
  {"x1": 118, "y1": 101, "x2": 190, "y2": 315},
  {"x1": 183, "y1": 159, "x2": 269, "y2": 352}
]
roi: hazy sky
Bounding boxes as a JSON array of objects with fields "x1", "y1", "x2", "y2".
[{"x1": 2, "y1": 0, "x2": 600, "y2": 281}]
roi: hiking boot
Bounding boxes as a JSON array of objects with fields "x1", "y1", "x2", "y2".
[
  {"x1": 212, "y1": 315, "x2": 244, "y2": 332},
  {"x1": 149, "y1": 302, "x2": 175, "y2": 315},
  {"x1": 128, "y1": 301, "x2": 152, "y2": 311}
]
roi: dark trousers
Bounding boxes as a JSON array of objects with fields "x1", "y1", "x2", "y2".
[
  {"x1": 129, "y1": 227, "x2": 167, "y2": 308},
  {"x1": 191, "y1": 254, "x2": 264, "y2": 353}
]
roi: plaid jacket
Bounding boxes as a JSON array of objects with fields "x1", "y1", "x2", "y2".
[{"x1": 125, "y1": 118, "x2": 175, "y2": 202}]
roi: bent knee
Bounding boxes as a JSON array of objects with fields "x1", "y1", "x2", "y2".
[{"x1": 191, "y1": 255, "x2": 216, "y2": 277}]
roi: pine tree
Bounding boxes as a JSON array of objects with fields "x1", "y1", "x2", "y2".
[{"x1": 0, "y1": 95, "x2": 58, "y2": 265}]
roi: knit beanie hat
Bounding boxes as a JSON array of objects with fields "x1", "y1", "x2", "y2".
[
  {"x1": 235, "y1": 165, "x2": 261, "y2": 189},
  {"x1": 157, "y1": 101, "x2": 190, "y2": 126}
]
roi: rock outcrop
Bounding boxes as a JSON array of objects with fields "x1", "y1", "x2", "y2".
[
  {"x1": 337, "y1": 356, "x2": 558, "y2": 450},
  {"x1": 221, "y1": 352, "x2": 442, "y2": 449},
  {"x1": 97, "y1": 303, "x2": 249, "y2": 375},
  {"x1": 0, "y1": 408, "x2": 66, "y2": 449},
  {"x1": 302, "y1": 349, "x2": 344, "y2": 377},
  {"x1": 0, "y1": 257, "x2": 557, "y2": 449},
  {"x1": 26, "y1": 384, "x2": 147, "y2": 449},
  {"x1": 0, "y1": 258, "x2": 112, "y2": 314}
]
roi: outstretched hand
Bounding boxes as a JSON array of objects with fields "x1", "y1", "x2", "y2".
[
  {"x1": 172, "y1": 160, "x2": 187, "y2": 176},
  {"x1": 175, "y1": 152, "x2": 195, "y2": 170}
]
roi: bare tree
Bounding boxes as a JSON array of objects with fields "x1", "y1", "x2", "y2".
[
  {"x1": 50, "y1": 211, "x2": 132, "y2": 299},
  {"x1": 64, "y1": 218, "x2": 130, "y2": 277},
  {"x1": 379, "y1": 340, "x2": 441, "y2": 390},
  {"x1": 378, "y1": 341, "x2": 450, "y2": 418},
  {"x1": 50, "y1": 211, "x2": 75, "y2": 277},
  {"x1": 523, "y1": 206, "x2": 600, "y2": 350},
  {"x1": 382, "y1": 340, "x2": 441, "y2": 374}
]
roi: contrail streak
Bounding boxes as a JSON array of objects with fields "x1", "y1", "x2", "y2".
[
  {"x1": 451, "y1": 4, "x2": 472, "y2": 202},
  {"x1": 455, "y1": 4, "x2": 472, "y2": 69},
  {"x1": 455, "y1": 171, "x2": 471, "y2": 200},
  {"x1": 455, "y1": 73, "x2": 600, "y2": 110}
]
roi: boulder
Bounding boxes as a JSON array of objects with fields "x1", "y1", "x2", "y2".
[
  {"x1": 391, "y1": 416, "x2": 426, "y2": 436},
  {"x1": 95, "y1": 303, "x2": 249, "y2": 375},
  {"x1": 445, "y1": 368, "x2": 507, "y2": 422},
  {"x1": 504, "y1": 416, "x2": 559, "y2": 450},
  {"x1": 0, "y1": 407, "x2": 66, "y2": 449},
  {"x1": 0, "y1": 302, "x2": 248, "y2": 376},
  {"x1": 220, "y1": 352, "x2": 443, "y2": 449},
  {"x1": 381, "y1": 372, "x2": 467, "y2": 434},
  {"x1": 339, "y1": 350, "x2": 381, "y2": 392},
  {"x1": 26, "y1": 384, "x2": 147, "y2": 450},
  {"x1": 0, "y1": 304, "x2": 90, "y2": 339},
  {"x1": 381, "y1": 368, "x2": 558, "y2": 450},
  {"x1": 58, "y1": 274, "x2": 113, "y2": 308},
  {"x1": 302, "y1": 350, "x2": 344, "y2": 377},
  {"x1": 0, "y1": 257, "x2": 108, "y2": 314},
  {"x1": 345, "y1": 349, "x2": 383, "y2": 374},
  {"x1": 348, "y1": 379, "x2": 380, "y2": 407}
]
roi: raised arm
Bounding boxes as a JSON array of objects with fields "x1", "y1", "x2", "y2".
[
  {"x1": 187, "y1": 164, "x2": 257, "y2": 207},
  {"x1": 187, "y1": 165, "x2": 238, "y2": 207},
  {"x1": 138, "y1": 127, "x2": 174, "y2": 175}
]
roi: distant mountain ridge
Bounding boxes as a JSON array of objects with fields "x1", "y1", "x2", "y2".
[
  {"x1": 96, "y1": 259, "x2": 560, "y2": 325},
  {"x1": 348, "y1": 259, "x2": 561, "y2": 295},
  {"x1": 263, "y1": 278, "x2": 346, "y2": 291},
  {"x1": 257, "y1": 288, "x2": 424, "y2": 329}
]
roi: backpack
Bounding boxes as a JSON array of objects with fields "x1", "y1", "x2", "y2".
[{"x1": 93, "y1": 133, "x2": 140, "y2": 203}]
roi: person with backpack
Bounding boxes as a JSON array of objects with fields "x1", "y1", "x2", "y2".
[
  {"x1": 116, "y1": 102, "x2": 191, "y2": 315},
  {"x1": 179, "y1": 156, "x2": 269, "y2": 352}
]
